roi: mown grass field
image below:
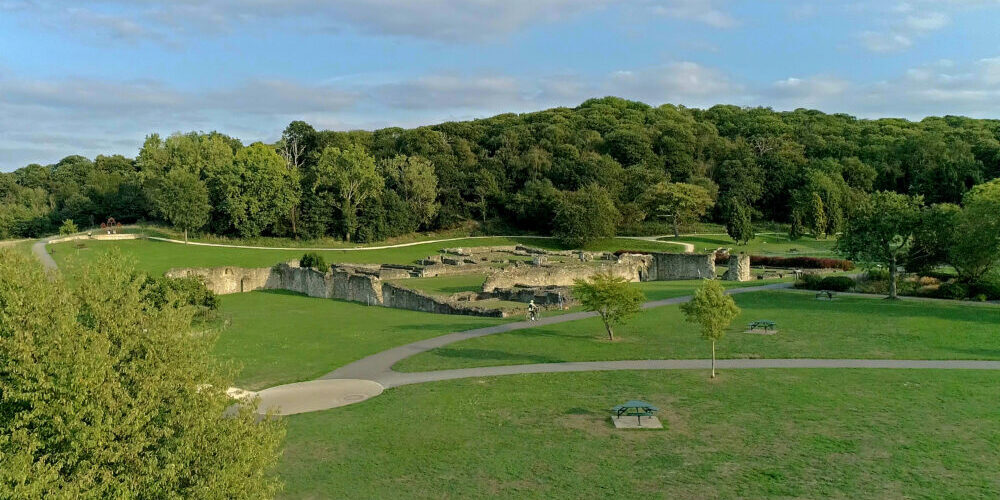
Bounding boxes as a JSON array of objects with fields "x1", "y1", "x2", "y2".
[
  {"x1": 278, "y1": 369, "x2": 1000, "y2": 499},
  {"x1": 211, "y1": 290, "x2": 504, "y2": 390},
  {"x1": 396, "y1": 290, "x2": 1000, "y2": 371},
  {"x1": 663, "y1": 232, "x2": 837, "y2": 256},
  {"x1": 47, "y1": 236, "x2": 687, "y2": 276}
]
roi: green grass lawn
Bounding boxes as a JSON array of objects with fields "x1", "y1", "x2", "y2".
[
  {"x1": 278, "y1": 369, "x2": 1000, "y2": 499},
  {"x1": 388, "y1": 273, "x2": 487, "y2": 296},
  {"x1": 396, "y1": 290, "x2": 1000, "y2": 371},
  {"x1": 212, "y1": 290, "x2": 503, "y2": 390},
  {"x1": 663, "y1": 232, "x2": 836, "y2": 256},
  {"x1": 47, "y1": 236, "x2": 686, "y2": 276}
]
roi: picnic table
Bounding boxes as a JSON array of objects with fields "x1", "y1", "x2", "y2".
[
  {"x1": 611, "y1": 400, "x2": 659, "y2": 424},
  {"x1": 815, "y1": 290, "x2": 836, "y2": 299},
  {"x1": 748, "y1": 320, "x2": 776, "y2": 332}
]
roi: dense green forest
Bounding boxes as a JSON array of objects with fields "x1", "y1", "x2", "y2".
[{"x1": 3, "y1": 97, "x2": 999, "y2": 244}]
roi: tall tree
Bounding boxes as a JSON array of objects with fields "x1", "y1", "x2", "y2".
[
  {"x1": 0, "y1": 251, "x2": 284, "y2": 498},
  {"x1": 680, "y1": 279, "x2": 741, "y2": 378},
  {"x1": 809, "y1": 192, "x2": 827, "y2": 238},
  {"x1": 949, "y1": 179, "x2": 1000, "y2": 282},
  {"x1": 639, "y1": 181, "x2": 714, "y2": 237},
  {"x1": 381, "y1": 155, "x2": 439, "y2": 228},
  {"x1": 211, "y1": 143, "x2": 300, "y2": 238},
  {"x1": 572, "y1": 272, "x2": 645, "y2": 341},
  {"x1": 315, "y1": 144, "x2": 383, "y2": 242},
  {"x1": 148, "y1": 169, "x2": 211, "y2": 243},
  {"x1": 553, "y1": 184, "x2": 621, "y2": 247},
  {"x1": 837, "y1": 191, "x2": 923, "y2": 299},
  {"x1": 725, "y1": 201, "x2": 755, "y2": 245}
]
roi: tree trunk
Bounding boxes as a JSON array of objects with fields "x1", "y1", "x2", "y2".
[
  {"x1": 888, "y1": 254, "x2": 898, "y2": 300},
  {"x1": 711, "y1": 340, "x2": 716, "y2": 378},
  {"x1": 604, "y1": 318, "x2": 614, "y2": 341},
  {"x1": 673, "y1": 217, "x2": 680, "y2": 238},
  {"x1": 184, "y1": 228, "x2": 188, "y2": 244}
]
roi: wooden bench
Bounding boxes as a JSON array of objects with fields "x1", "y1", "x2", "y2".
[
  {"x1": 815, "y1": 290, "x2": 836, "y2": 300},
  {"x1": 748, "y1": 320, "x2": 776, "y2": 332}
]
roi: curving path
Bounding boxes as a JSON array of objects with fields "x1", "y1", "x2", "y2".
[
  {"x1": 252, "y1": 282, "x2": 1000, "y2": 415},
  {"x1": 33, "y1": 232, "x2": 1000, "y2": 416},
  {"x1": 32, "y1": 235, "x2": 60, "y2": 272}
]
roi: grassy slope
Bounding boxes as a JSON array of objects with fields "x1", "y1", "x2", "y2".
[
  {"x1": 396, "y1": 290, "x2": 1000, "y2": 371},
  {"x1": 47, "y1": 236, "x2": 687, "y2": 277},
  {"x1": 279, "y1": 369, "x2": 1000, "y2": 499},
  {"x1": 663, "y1": 233, "x2": 837, "y2": 256},
  {"x1": 213, "y1": 291, "x2": 503, "y2": 390}
]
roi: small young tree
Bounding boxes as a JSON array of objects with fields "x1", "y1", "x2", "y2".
[
  {"x1": 58, "y1": 218, "x2": 78, "y2": 235},
  {"x1": 837, "y1": 191, "x2": 922, "y2": 299},
  {"x1": 680, "y1": 280, "x2": 741, "y2": 378},
  {"x1": 572, "y1": 272, "x2": 645, "y2": 341}
]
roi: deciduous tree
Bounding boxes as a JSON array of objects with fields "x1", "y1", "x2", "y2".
[
  {"x1": 680, "y1": 279, "x2": 741, "y2": 378},
  {"x1": 837, "y1": 191, "x2": 923, "y2": 299},
  {"x1": 572, "y1": 272, "x2": 645, "y2": 341},
  {"x1": 0, "y1": 251, "x2": 284, "y2": 498}
]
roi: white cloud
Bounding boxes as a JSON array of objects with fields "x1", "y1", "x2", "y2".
[
  {"x1": 859, "y1": 31, "x2": 913, "y2": 53},
  {"x1": 5, "y1": 0, "x2": 738, "y2": 44}
]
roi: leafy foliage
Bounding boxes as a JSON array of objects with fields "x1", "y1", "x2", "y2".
[
  {"x1": 679, "y1": 279, "x2": 741, "y2": 377},
  {"x1": 299, "y1": 252, "x2": 330, "y2": 273},
  {"x1": 571, "y1": 272, "x2": 645, "y2": 340},
  {"x1": 0, "y1": 251, "x2": 283, "y2": 498}
]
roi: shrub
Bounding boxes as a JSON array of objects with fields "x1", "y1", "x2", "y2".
[
  {"x1": 969, "y1": 281, "x2": 1000, "y2": 300},
  {"x1": 933, "y1": 282, "x2": 969, "y2": 300},
  {"x1": 794, "y1": 273, "x2": 825, "y2": 290},
  {"x1": 300, "y1": 252, "x2": 329, "y2": 273},
  {"x1": 142, "y1": 276, "x2": 218, "y2": 311},
  {"x1": 864, "y1": 268, "x2": 890, "y2": 281},
  {"x1": 749, "y1": 255, "x2": 854, "y2": 271},
  {"x1": 59, "y1": 219, "x2": 78, "y2": 235},
  {"x1": 819, "y1": 276, "x2": 855, "y2": 292}
]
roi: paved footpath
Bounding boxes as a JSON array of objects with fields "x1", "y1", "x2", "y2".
[{"x1": 33, "y1": 233, "x2": 1000, "y2": 415}]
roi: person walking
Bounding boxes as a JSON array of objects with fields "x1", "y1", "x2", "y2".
[{"x1": 527, "y1": 299, "x2": 539, "y2": 321}]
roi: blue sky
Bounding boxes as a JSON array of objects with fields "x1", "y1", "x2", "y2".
[{"x1": 2, "y1": 0, "x2": 1000, "y2": 170}]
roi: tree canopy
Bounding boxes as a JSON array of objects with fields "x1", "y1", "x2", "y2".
[
  {"x1": 2, "y1": 98, "x2": 999, "y2": 244},
  {"x1": 0, "y1": 251, "x2": 284, "y2": 498}
]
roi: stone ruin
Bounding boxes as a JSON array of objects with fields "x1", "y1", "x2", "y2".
[
  {"x1": 722, "y1": 253, "x2": 752, "y2": 282},
  {"x1": 167, "y1": 244, "x2": 720, "y2": 318}
]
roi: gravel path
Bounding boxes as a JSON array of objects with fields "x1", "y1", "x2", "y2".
[
  {"x1": 31, "y1": 236, "x2": 59, "y2": 272},
  {"x1": 374, "y1": 359, "x2": 1000, "y2": 388},
  {"x1": 324, "y1": 282, "x2": 794, "y2": 382}
]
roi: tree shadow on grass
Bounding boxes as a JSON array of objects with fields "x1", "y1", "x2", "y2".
[
  {"x1": 427, "y1": 348, "x2": 563, "y2": 364},
  {"x1": 943, "y1": 347, "x2": 1000, "y2": 359},
  {"x1": 737, "y1": 292, "x2": 1000, "y2": 326}
]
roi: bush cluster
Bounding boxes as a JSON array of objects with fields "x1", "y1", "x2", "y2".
[
  {"x1": 300, "y1": 252, "x2": 330, "y2": 273},
  {"x1": 142, "y1": 276, "x2": 218, "y2": 311},
  {"x1": 795, "y1": 274, "x2": 856, "y2": 291},
  {"x1": 714, "y1": 252, "x2": 854, "y2": 270}
]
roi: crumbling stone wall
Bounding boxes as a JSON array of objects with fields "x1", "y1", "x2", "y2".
[
  {"x1": 645, "y1": 252, "x2": 716, "y2": 281},
  {"x1": 381, "y1": 283, "x2": 505, "y2": 317},
  {"x1": 482, "y1": 262, "x2": 644, "y2": 292},
  {"x1": 491, "y1": 286, "x2": 575, "y2": 307},
  {"x1": 722, "y1": 253, "x2": 752, "y2": 282},
  {"x1": 166, "y1": 266, "x2": 278, "y2": 294},
  {"x1": 165, "y1": 263, "x2": 504, "y2": 317}
]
